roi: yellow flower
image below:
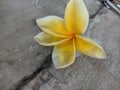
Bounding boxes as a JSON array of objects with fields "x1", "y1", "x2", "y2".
[{"x1": 34, "y1": 0, "x2": 107, "y2": 69}]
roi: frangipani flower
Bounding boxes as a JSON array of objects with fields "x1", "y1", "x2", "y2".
[{"x1": 34, "y1": 0, "x2": 107, "y2": 69}]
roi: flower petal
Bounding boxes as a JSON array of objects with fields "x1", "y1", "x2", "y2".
[
  {"x1": 36, "y1": 16, "x2": 68, "y2": 37},
  {"x1": 52, "y1": 39, "x2": 75, "y2": 69},
  {"x1": 34, "y1": 32, "x2": 71, "y2": 46},
  {"x1": 65, "y1": 0, "x2": 89, "y2": 34},
  {"x1": 75, "y1": 35, "x2": 107, "y2": 59}
]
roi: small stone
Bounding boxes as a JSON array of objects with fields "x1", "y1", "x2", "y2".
[{"x1": 40, "y1": 71, "x2": 51, "y2": 82}]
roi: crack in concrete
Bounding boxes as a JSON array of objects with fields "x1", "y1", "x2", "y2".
[
  {"x1": 10, "y1": 53, "x2": 52, "y2": 90},
  {"x1": 90, "y1": 5, "x2": 104, "y2": 19}
]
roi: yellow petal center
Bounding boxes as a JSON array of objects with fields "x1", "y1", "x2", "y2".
[{"x1": 67, "y1": 31, "x2": 77, "y2": 40}]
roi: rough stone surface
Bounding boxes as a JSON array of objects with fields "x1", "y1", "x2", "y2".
[{"x1": 0, "y1": 0, "x2": 120, "y2": 90}]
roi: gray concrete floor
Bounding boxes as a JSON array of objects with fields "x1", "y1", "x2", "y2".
[{"x1": 0, "y1": 0, "x2": 120, "y2": 90}]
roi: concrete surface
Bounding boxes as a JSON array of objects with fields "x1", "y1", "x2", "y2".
[{"x1": 0, "y1": 0, "x2": 120, "y2": 90}]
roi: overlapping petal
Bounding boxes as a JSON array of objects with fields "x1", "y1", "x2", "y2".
[
  {"x1": 36, "y1": 16, "x2": 69, "y2": 37},
  {"x1": 34, "y1": 32, "x2": 71, "y2": 46},
  {"x1": 52, "y1": 39, "x2": 75, "y2": 69},
  {"x1": 65, "y1": 0, "x2": 89, "y2": 34},
  {"x1": 75, "y1": 35, "x2": 106, "y2": 59}
]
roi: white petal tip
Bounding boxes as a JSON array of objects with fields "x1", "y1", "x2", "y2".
[
  {"x1": 36, "y1": 18, "x2": 40, "y2": 25},
  {"x1": 95, "y1": 51, "x2": 107, "y2": 59},
  {"x1": 53, "y1": 60, "x2": 75, "y2": 69}
]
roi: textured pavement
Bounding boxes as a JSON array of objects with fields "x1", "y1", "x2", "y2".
[{"x1": 0, "y1": 0, "x2": 120, "y2": 90}]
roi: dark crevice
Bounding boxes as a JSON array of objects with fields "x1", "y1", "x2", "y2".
[
  {"x1": 90, "y1": 5, "x2": 104, "y2": 19},
  {"x1": 10, "y1": 53, "x2": 52, "y2": 90}
]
